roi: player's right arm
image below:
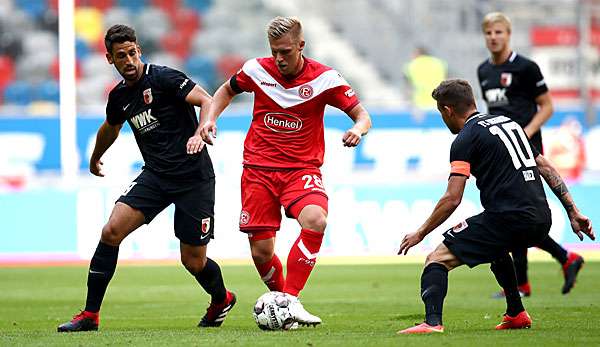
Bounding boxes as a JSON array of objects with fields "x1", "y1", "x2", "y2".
[
  {"x1": 90, "y1": 120, "x2": 122, "y2": 177},
  {"x1": 398, "y1": 174, "x2": 467, "y2": 255},
  {"x1": 200, "y1": 80, "x2": 238, "y2": 145},
  {"x1": 535, "y1": 154, "x2": 594, "y2": 241}
]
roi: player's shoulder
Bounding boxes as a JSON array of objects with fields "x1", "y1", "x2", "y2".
[
  {"x1": 107, "y1": 80, "x2": 127, "y2": 99},
  {"x1": 477, "y1": 59, "x2": 491, "y2": 72},
  {"x1": 146, "y1": 63, "x2": 183, "y2": 79},
  {"x1": 512, "y1": 53, "x2": 539, "y2": 70}
]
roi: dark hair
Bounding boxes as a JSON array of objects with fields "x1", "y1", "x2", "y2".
[
  {"x1": 431, "y1": 79, "x2": 475, "y2": 114},
  {"x1": 104, "y1": 24, "x2": 137, "y2": 53}
]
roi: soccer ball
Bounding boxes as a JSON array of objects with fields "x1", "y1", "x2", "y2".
[{"x1": 252, "y1": 291, "x2": 295, "y2": 330}]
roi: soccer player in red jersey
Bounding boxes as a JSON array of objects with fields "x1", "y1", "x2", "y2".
[{"x1": 200, "y1": 16, "x2": 372, "y2": 326}]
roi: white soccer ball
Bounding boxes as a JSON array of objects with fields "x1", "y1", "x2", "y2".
[{"x1": 252, "y1": 291, "x2": 295, "y2": 330}]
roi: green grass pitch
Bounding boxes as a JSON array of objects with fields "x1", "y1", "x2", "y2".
[{"x1": 1, "y1": 261, "x2": 599, "y2": 346}]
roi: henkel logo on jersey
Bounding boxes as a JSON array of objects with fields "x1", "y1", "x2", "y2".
[{"x1": 264, "y1": 112, "x2": 303, "y2": 133}]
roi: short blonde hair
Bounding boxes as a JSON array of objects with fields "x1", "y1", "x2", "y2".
[
  {"x1": 481, "y1": 12, "x2": 512, "y2": 33},
  {"x1": 267, "y1": 16, "x2": 303, "y2": 41}
]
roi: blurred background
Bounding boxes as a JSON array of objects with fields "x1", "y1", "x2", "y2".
[{"x1": 1, "y1": 0, "x2": 599, "y2": 263}]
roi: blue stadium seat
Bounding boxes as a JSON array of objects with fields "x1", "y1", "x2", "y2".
[
  {"x1": 184, "y1": 55, "x2": 216, "y2": 86},
  {"x1": 183, "y1": 0, "x2": 213, "y2": 13},
  {"x1": 3, "y1": 81, "x2": 32, "y2": 105},
  {"x1": 75, "y1": 37, "x2": 91, "y2": 60},
  {"x1": 35, "y1": 81, "x2": 60, "y2": 103},
  {"x1": 116, "y1": 0, "x2": 147, "y2": 13},
  {"x1": 15, "y1": 0, "x2": 48, "y2": 19}
]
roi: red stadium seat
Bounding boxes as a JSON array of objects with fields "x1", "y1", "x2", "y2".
[
  {"x1": 160, "y1": 33, "x2": 191, "y2": 60},
  {"x1": 0, "y1": 56, "x2": 15, "y2": 89},
  {"x1": 75, "y1": 0, "x2": 114, "y2": 11},
  {"x1": 171, "y1": 8, "x2": 200, "y2": 39},
  {"x1": 151, "y1": 0, "x2": 179, "y2": 17},
  {"x1": 216, "y1": 54, "x2": 245, "y2": 80}
]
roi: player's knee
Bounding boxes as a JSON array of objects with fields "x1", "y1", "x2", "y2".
[
  {"x1": 425, "y1": 252, "x2": 450, "y2": 269},
  {"x1": 100, "y1": 223, "x2": 124, "y2": 246},
  {"x1": 250, "y1": 246, "x2": 274, "y2": 265},
  {"x1": 181, "y1": 252, "x2": 207, "y2": 274},
  {"x1": 301, "y1": 211, "x2": 327, "y2": 232}
]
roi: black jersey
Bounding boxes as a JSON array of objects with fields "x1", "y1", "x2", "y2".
[
  {"x1": 106, "y1": 64, "x2": 214, "y2": 179},
  {"x1": 477, "y1": 52, "x2": 548, "y2": 151},
  {"x1": 450, "y1": 113, "x2": 551, "y2": 224}
]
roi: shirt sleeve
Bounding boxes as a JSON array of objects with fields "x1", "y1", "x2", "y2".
[
  {"x1": 105, "y1": 94, "x2": 125, "y2": 126},
  {"x1": 155, "y1": 66, "x2": 197, "y2": 100},
  {"x1": 449, "y1": 132, "x2": 473, "y2": 177},
  {"x1": 524, "y1": 61, "x2": 549, "y2": 99},
  {"x1": 230, "y1": 68, "x2": 254, "y2": 94},
  {"x1": 325, "y1": 71, "x2": 360, "y2": 113}
]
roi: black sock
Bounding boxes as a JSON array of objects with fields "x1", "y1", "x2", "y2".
[
  {"x1": 491, "y1": 254, "x2": 524, "y2": 317},
  {"x1": 537, "y1": 236, "x2": 568, "y2": 264},
  {"x1": 511, "y1": 248, "x2": 529, "y2": 285},
  {"x1": 193, "y1": 258, "x2": 227, "y2": 304},
  {"x1": 421, "y1": 263, "x2": 448, "y2": 326},
  {"x1": 84, "y1": 241, "x2": 119, "y2": 313}
]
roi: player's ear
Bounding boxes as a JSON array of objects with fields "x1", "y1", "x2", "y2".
[
  {"x1": 298, "y1": 40, "x2": 305, "y2": 52},
  {"x1": 106, "y1": 52, "x2": 114, "y2": 65},
  {"x1": 137, "y1": 44, "x2": 142, "y2": 57}
]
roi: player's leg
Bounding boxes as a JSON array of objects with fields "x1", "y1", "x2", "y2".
[
  {"x1": 240, "y1": 167, "x2": 286, "y2": 292},
  {"x1": 248, "y1": 232, "x2": 285, "y2": 292},
  {"x1": 57, "y1": 202, "x2": 146, "y2": 332},
  {"x1": 58, "y1": 170, "x2": 169, "y2": 332},
  {"x1": 536, "y1": 235, "x2": 584, "y2": 294},
  {"x1": 492, "y1": 248, "x2": 531, "y2": 298},
  {"x1": 490, "y1": 253, "x2": 532, "y2": 330},
  {"x1": 172, "y1": 177, "x2": 235, "y2": 327},
  {"x1": 398, "y1": 243, "x2": 461, "y2": 334}
]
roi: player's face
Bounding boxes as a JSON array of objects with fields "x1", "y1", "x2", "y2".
[
  {"x1": 269, "y1": 33, "x2": 305, "y2": 77},
  {"x1": 106, "y1": 41, "x2": 144, "y2": 83},
  {"x1": 484, "y1": 22, "x2": 511, "y2": 54},
  {"x1": 438, "y1": 103, "x2": 460, "y2": 134}
]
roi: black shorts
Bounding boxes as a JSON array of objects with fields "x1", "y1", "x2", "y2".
[
  {"x1": 117, "y1": 169, "x2": 215, "y2": 246},
  {"x1": 442, "y1": 211, "x2": 550, "y2": 268}
]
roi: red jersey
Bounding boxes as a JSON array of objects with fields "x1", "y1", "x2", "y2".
[{"x1": 231, "y1": 57, "x2": 360, "y2": 169}]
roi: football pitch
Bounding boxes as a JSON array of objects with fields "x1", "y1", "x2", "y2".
[{"x1": 1, "y1": 261, "x2": 599, "y2": 346}]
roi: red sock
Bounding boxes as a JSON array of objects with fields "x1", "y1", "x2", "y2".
[
  {"x1": 254, "y1": 254, "x2": 285, "y2": 292},
  {"x1": 283, "y1": 228, "x2": 324, "y2": 297}
]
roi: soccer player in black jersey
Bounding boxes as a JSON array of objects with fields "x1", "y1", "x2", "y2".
[
  {"x1": 397, "y1": 79, "x2": 594, "y2": 334},
  {"x1": 477, "y1": 12, "x2": 584, "y2": 297},
  {"x1": 58, "y1": 25, "x2": 235, "y2": 332}
]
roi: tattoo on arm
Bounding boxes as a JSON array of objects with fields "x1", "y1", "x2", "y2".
[{"x1": 541, "y1": 166, "x2": 574, "y2": 212}]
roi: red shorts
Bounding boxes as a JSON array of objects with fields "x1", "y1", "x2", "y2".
[{"x1": 239, "y1": 167, "x2": 328, "y2": 238}]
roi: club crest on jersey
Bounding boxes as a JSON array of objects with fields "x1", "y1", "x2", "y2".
[
  {"x1": 143, "y1": 88, "x2": 153, "y2": 104},
  {"x1": 201, "y1": 217, "x2": 211, "y2": 234},
  {"x1": 239, "y1": 210, "x2": 250, "y2": 226},
  {"x1": 500, "y1": 73, "x2": 512, "y2": 87},
  {"x1": 299, "y1": 84, "x2": 313, "y2": 99},
  {"x1": 264, "y1": 112, "x2": 303, "y2": 133},
  {"x1": 452, "y1": 220, "x2": 468, "y2": 233}
]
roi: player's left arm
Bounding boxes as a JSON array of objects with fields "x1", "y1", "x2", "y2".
[
  {"x1": 524, "y1": 92, "x2": 553, "y2": 139},
  {"x1": 343, "y1": 104, "x2": 372, "y2": 147},
  {"x1": 399, "y1": 175, "x2": 468, "y2": 255},
  {"x1": 185, "y1": 85, "x2": 213, "y2": 154},
  {"x1": 535, "y1": 154, "x2": 594, "y2": 241}
]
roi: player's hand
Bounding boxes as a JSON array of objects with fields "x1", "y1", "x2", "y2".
[
  {"x1": 342, "y1": 128, "x2": 362, "y2": 147},
  {"x1": 200, "y1": 120, "x2": 217, "y2": 145},
  {"x1": 568, "y1": 210, "x2": 595, "y2": 241},
  {"x1": 398, "y1": 231, "x2": 424, "y2": 255},
  {"x1": 186, "y1": 134, "x2": 205, "y2": 154},
  {"x1": 89, "y1": 157, "x2": 104, "y2": 177}
]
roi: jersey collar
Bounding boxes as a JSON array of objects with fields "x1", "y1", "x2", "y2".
[
  {"x1": 465, "y1": 111, "x2": 481, "y2": 124},
  {"x1": 488, "y1": 51, "x2": 517, "y2": 65}
]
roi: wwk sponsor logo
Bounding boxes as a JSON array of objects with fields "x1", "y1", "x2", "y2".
[
  {"x1": 264, "y1": 112, "x2": 303, "y2": 133},
  {"x1": 130, "y1": 108, "x2": 159, "y2": 134}
]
